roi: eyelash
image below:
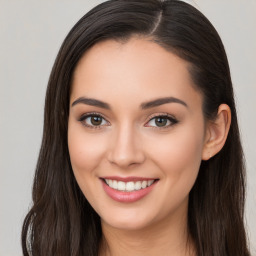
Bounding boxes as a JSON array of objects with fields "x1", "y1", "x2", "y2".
[
  {"x1": 145, "y1": 113, "x2": 178, "y2": 129},
  {"x1": 78, "y1": 112, "x2": 109, "y2": 129},
  {"x1": 78, "y1": 112, "x2": 178, "y2": 130}
]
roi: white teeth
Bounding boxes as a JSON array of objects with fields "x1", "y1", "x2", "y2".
[
  {"x1": 135, "y1": 181, "x2": 142, "y2": 190},
  {"x1": 141, "y1": 181, "x2": 147, "y2": 189},
  {"x1": 104, "y1": 179, "x2": 155, "y2": 191},
  {"x1": 113, "y1": 180, "x2": 118, "y2": 189},
  {"x1": 126, "y1": 182, "x2": 134, "y2": 191},
  {"x1": 117, "y1": 181, "x2": 126, "y2": 191},
  {"x1": 147, "y1": 180, "x2": 154, "y2": 186}
]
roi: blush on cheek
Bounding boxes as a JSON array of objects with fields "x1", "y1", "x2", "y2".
[
  {"x1": 68, "y1": 130, "x2": 107, "y2": 175},
  {"x1": 148, "y1": 128, "x2": 203, "y2": 181}
]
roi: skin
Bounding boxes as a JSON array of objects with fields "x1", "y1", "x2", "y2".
[{"x1": 68, "y1": 37, "x2": 231, "y2": 256}]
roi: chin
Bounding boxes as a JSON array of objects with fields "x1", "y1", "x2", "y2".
[{"x1": 101, "y1": 210, "x2": 158, "y2": 232}]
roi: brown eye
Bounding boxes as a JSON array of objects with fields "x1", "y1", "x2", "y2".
[
  {"x1": 90, "y1": 115, "x2": 103, "y2": 126},
  {"x1": 79, "y1": 114, "x2": 108, "y2": 128},
  {"x1": 146, "y1": 115, "x2": 178, "y2": 128},
  {"x1": 155, "y1": 117, "x2": 168, "y2": 127}
]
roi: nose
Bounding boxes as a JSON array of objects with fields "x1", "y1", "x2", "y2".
[{"x1": 107, "y1": 123, "x2": 145, "y2": 168}]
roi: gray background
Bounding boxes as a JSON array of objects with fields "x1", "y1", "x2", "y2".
[{"x1": 0, "y1": 0, "x2": 255, "y2": 255}]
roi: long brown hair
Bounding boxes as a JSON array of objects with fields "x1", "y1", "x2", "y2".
[{"x1": 22, "y1": 0, "x2": 250, "y2": 255}]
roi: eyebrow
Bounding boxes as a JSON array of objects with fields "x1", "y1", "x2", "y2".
[
  {"x1": 71, "y1": 97, "x2": 111, "y2": 109},
  {"x1": 140, "y1": 97, "x2": 188, "y2": 109},
  {"x1": 71, "y1": 96, "x2": 188, "y2": 110}
]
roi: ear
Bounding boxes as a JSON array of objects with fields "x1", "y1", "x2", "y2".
[{"x1": 202, "y1": 104, "x2": 231, "y2": 160}]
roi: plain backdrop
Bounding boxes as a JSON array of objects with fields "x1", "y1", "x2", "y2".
[{"x1": 0, "y1": 0, "x2": 255, "y2": 255}]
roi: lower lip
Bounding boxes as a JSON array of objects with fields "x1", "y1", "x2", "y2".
[{"x1": 101, "y1": 179, "x2": 158, "y2": 203}]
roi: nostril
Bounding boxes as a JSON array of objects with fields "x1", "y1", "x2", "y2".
[{"x1": 107, "y1": 147, "x2": 146, "y2": 168}]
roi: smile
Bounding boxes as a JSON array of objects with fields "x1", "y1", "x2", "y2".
[
  {"x1": 101, "y1": 177, "x2": 159, "y2": 203},
  {"x1": 104, "y1": 179, "x2": 155, "y2": 192}
]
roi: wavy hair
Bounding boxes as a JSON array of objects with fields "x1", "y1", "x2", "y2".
[{"x1": 22, "y1": 0, "x2": 250, "y2": 255}]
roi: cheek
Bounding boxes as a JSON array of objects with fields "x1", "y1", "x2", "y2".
[
  {"x1": 67, "y1": 124, "x2": 107, "y2": 176},
  {"x1": 147, "y1": 123, "x2": 205, "y2": 185},
  {"x1": 144, "y1": 125, "x2": 205, "y2": 218}
]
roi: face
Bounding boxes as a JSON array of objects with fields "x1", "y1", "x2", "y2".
[{"x1": 68, "y1": 37, "x2": 207, "y2": 231}]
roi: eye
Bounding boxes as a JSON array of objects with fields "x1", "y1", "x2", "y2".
[
  {"x1": 79, "y1": 114, "x2": 109, "y2": 128},
  {"x1": 146, "y1": 115, "x2": 178, "y2": 128}
]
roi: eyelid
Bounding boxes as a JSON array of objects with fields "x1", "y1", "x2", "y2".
[
  {"x1": 78, "y1": 112, "x2": 178, "y2": 129},
  {"x1": 78, "y1": 112, "x2": 110, "y2": 129},
  {"x1": 145, "y1": 113, "x2": 178, "y2": 128}
]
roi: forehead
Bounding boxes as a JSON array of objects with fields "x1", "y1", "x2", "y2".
[{"x1": 71, "y1": 37, "x2": 202, "y2": 111}]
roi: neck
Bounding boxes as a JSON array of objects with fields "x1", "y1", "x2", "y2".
[{"x1": 99, "y1": 205, "x2": 195, "y2": 256}]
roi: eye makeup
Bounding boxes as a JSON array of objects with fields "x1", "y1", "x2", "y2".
[{"x1": 78, "y1": 111, "x2": 179, "y2": 130}]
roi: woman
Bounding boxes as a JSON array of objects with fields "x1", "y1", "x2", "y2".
[{"x1": 22, "y1": 0, "x2": 251, "y2": 255}]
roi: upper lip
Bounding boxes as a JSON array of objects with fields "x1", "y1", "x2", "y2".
[{"x1": 100, "y1": 176, "x2": 158, "y2": 182}]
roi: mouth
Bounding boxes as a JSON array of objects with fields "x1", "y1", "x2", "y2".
[
  {"x1": 100, "y1": 177, "x2": 159, "y2": 202},
  {"x1": 102, "y1": 178, "x2": 158, "y2": 192}
]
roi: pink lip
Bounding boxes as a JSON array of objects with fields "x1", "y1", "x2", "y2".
[
  {"x1": 101, "y1": 176, "x2": 156, "y2": 182},
  {"x1": 101, "y1": 179, "x2": 158, "y2": 203}
]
